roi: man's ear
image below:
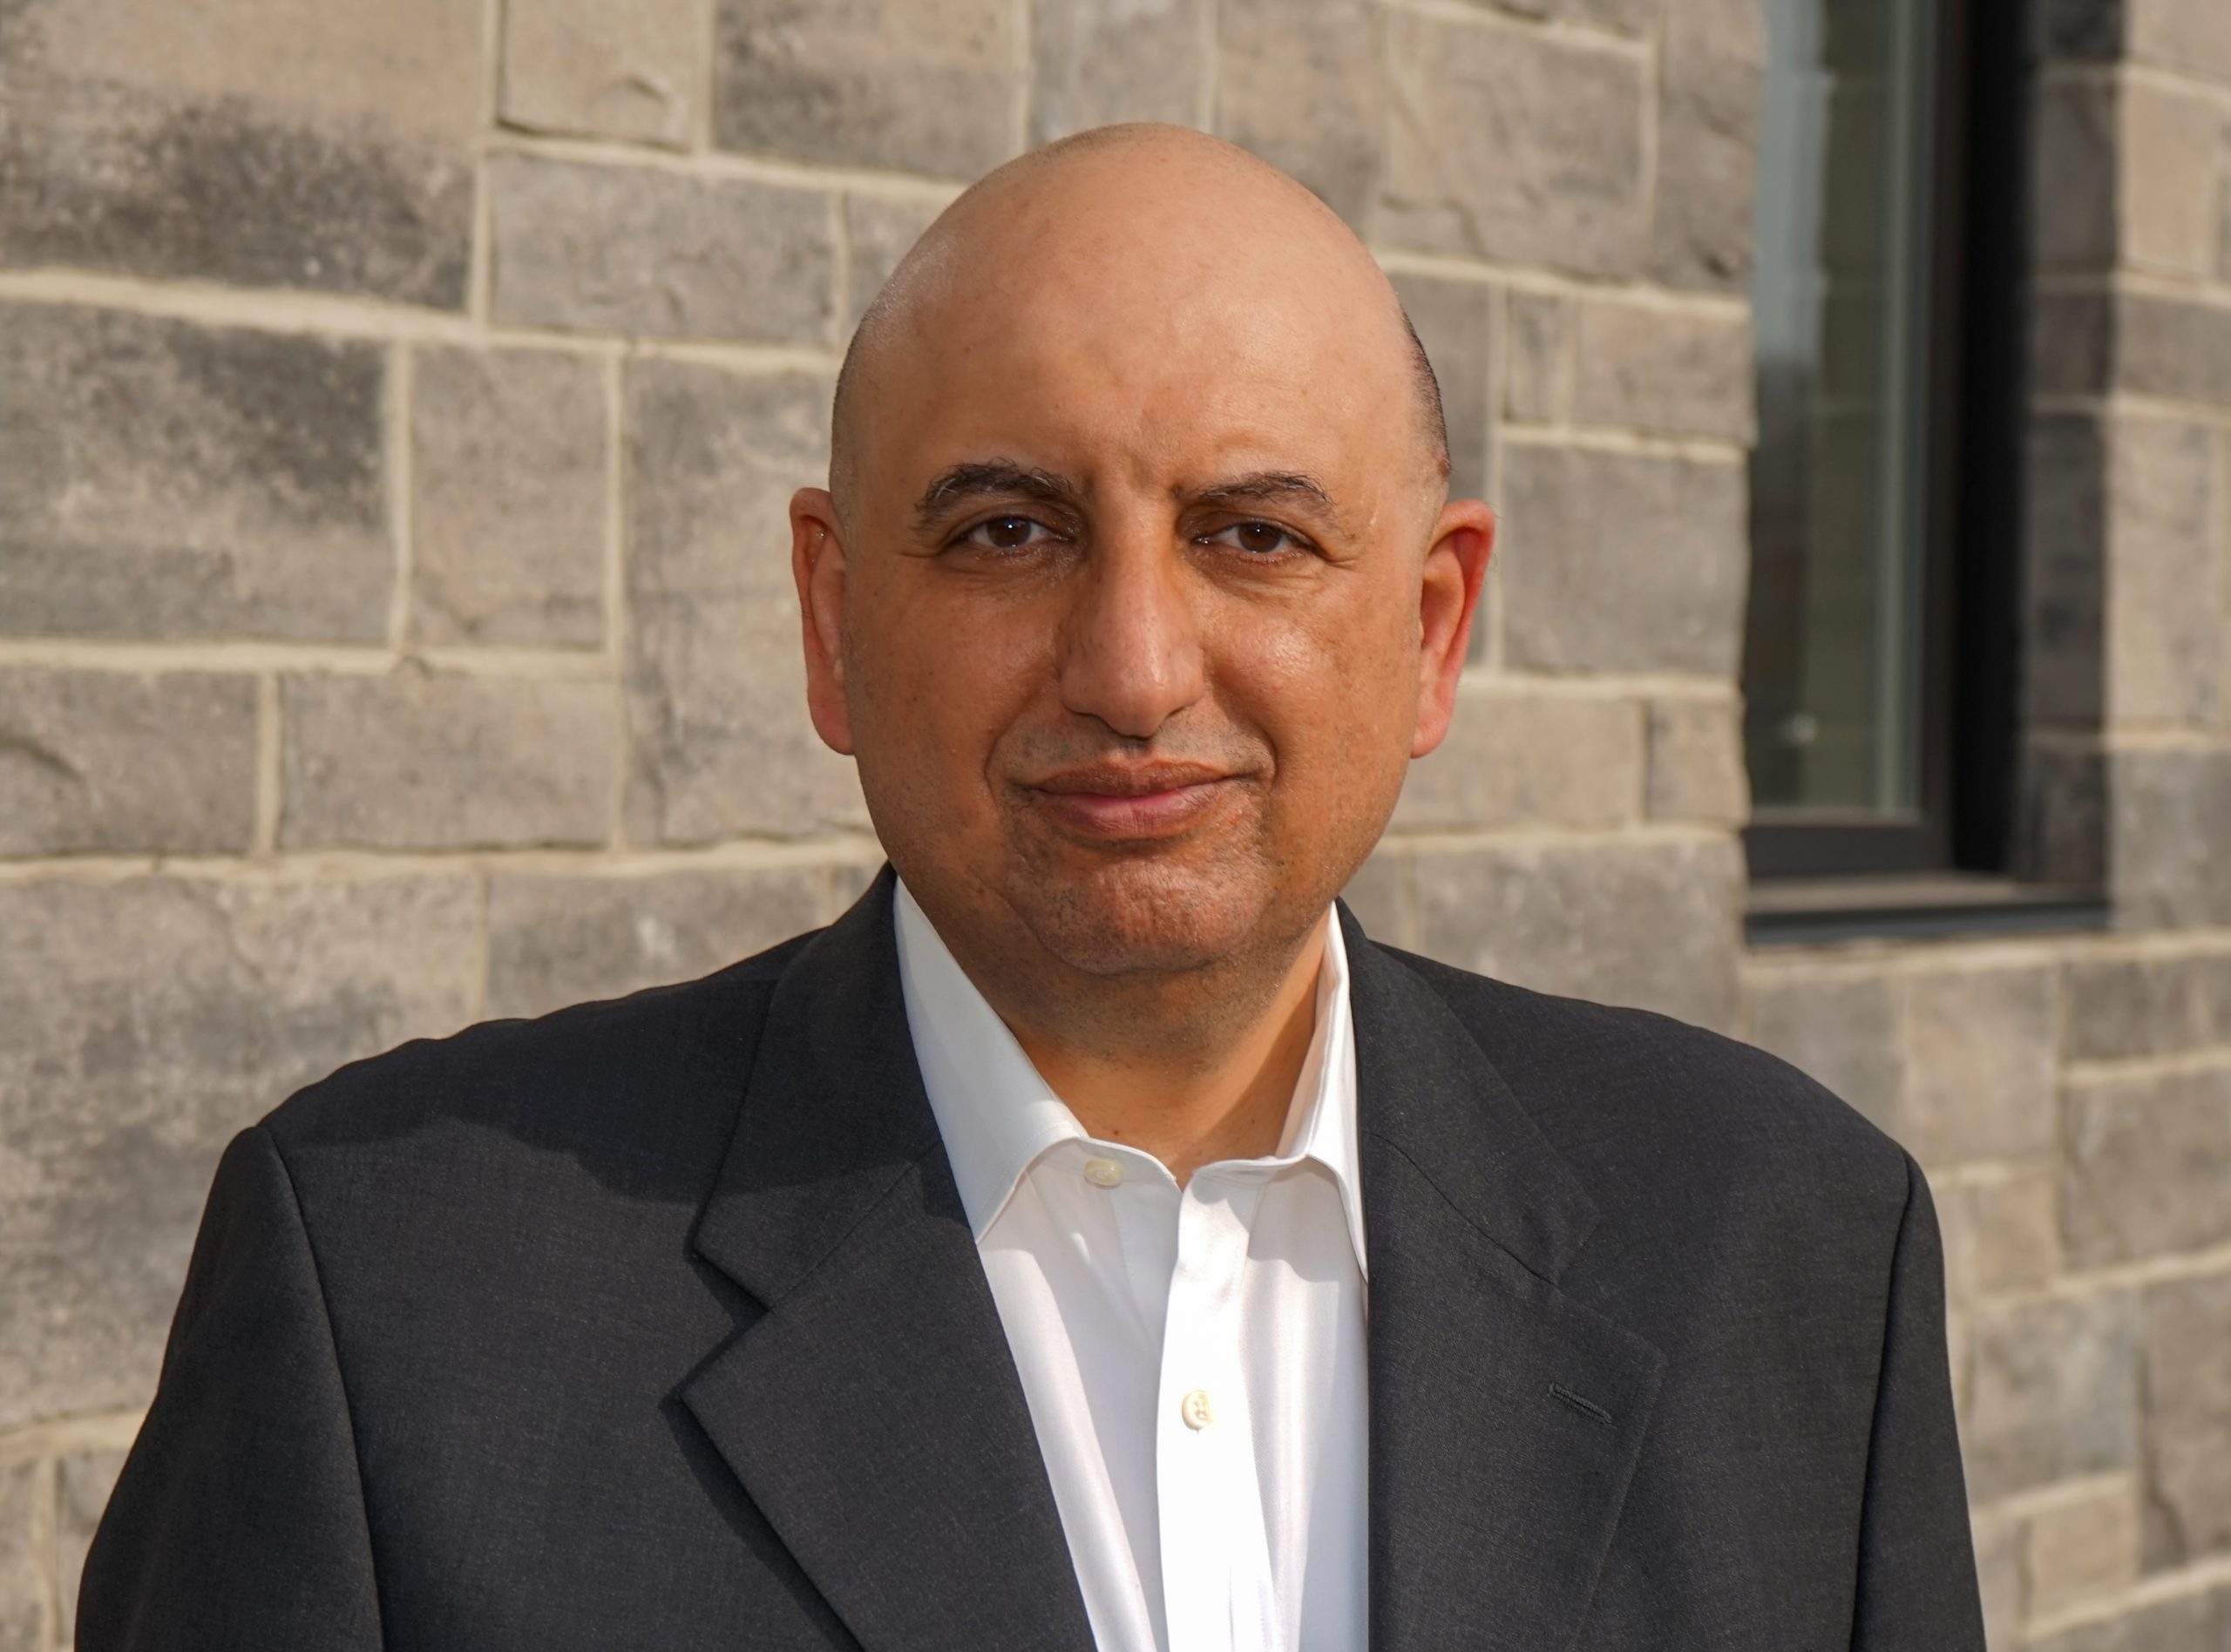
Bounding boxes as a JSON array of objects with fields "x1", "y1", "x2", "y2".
[
  {"x1": 790, "y1": 487, "x2": 856, "y2": 755},
  {"x1": 1412, "y1": 499, "x2": 1495, "y2": 759}
]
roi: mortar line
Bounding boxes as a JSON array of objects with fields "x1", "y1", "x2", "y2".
[
  {"x1": 603, "y1": 349, "x2": 632, "y2": 850},
  {"x1": 486, "y1": 127, "x2": 981, "y2": 195},
  {"x1": 1380, "y1": 0, "x2": 1652, "y2": 60},
  {"x1": 0, "y1": 836, "x2": 892, "y2": 885},
  {"x1": 385, "y1": 342, "x2": 417, "y2": 653},
  {"x1": 2024, "y1": 1552, "x2": 2231, "y2": 1641}
]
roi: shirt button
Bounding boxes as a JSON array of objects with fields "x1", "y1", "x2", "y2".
[
  {"x1": 1082, "y1": 1156, "x2": 1124, "y2": 1188},
  {"x1": 1180, "y1": 1388, "x2": 1213, "y2": 1430}
]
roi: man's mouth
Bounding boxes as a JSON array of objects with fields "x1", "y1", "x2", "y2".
[{"x1": 1021, "y1": 762, "x2": 1238, "y2": 839}]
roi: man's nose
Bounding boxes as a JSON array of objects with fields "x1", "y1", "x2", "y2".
[{"x1": 1056, "y1": 529, "x2": 1209, "y2": 741}]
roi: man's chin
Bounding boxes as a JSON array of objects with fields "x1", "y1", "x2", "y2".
[{"x1": 1002, "y1": 854, "x2": 1276, "y2": 979}]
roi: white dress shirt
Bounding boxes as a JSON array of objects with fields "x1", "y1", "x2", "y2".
[{"x1": 893, "y1": 881, "x2": 1368, "y2": 1652}]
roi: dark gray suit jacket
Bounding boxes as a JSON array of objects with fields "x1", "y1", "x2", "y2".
[{"x1": 80, "y1": 870, "x2": 1985, "y2": 1650}]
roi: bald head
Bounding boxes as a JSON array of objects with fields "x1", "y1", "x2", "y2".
[{"x1": 830, "y1": 124, "x2": 1447, "y2": 523}]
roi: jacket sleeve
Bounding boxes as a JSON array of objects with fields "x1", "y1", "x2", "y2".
[
  {"x1": 1848, "y1": 1150, "x2": 1987, "y2": 1650},
  {"x1": 77, "y1": 1126, "x2": 383, "y2": 1651}
]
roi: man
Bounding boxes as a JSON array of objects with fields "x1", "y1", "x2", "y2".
[{"x1": 80, "y1": 126, "x2": 1985, "y2": 1650}]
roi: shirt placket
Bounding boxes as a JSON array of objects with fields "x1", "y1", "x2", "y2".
[{"x1": 1156, "y1": 1168, "x2": 1279, "y2": 1652}]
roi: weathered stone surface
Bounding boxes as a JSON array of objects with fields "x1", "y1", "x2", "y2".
[
  {"x1": 0, "y1": 0, "x2": 478, "y2": 304},
  {"x1": 1389, "y1": 273, "x2": 1492, "y2": 500},
  {"x1": 625, "y1": 360, "x2": 867, "y2": 843},
  {"x1": 1651, "y1": 0, "x2": 1764, "y2": 291},
  {"x1": 2141, "y1": 1272, "x2": 2231, "y2": 1567},
  {"x1": 1645, "y1": 696, "x2": 1748, "y2": 823},
  {"x1": 0, "y1": 669, "x2": 257, "y2": 856},
  {"x1": 2017, "y1": 740, "x2": 2110, "y2": 889},
  {"x1": 1217, "y1": 0, "x2": 1380, "y2": 227},
  {"x1": 1745, "y1": 969, "x2": 1902, "y2": 1132},
  {"x1": 281, "y1": 671, "x2": 618, "y2": 850},
  {"x1": 2033, "y1": 0, "x2": 2125, "y2": 58},
  {"x1": 58, "y1": 1449, "x2": 125, "y2": 1634},
  {"x1": 1414, "y1": 835, "x2": 1743, "y2": 1032},
  {"x1": 1031, "y1": 0, "x2": 1202, "y2": 142},
  {"x1": 0, "y1": 876, "x2": 478, "y2": 1426},
  {"x1": 2111, "y1": 291, "x2": 2231, "y2": 405},
  {"x1": 0, "y1": 305, "x2": 389, "y2": 641},
  {"x1": 1394, "y1": 687, "x2": 1642, "y2": 831},
  {"x1": 1339, "y1": 850, "x2": 1408, "y2": 949},
  {"x1": 0, "y1": 1460, "x2": 41, "y2": 1652},
  {"x1": 2031, "y1": 78, "x2": 2118, "y2": 272},
  {"x1": 2121, "y1": 78, "x2": 2224, "y2": 277},
  {"x1": 844, "y1": 193, "x2": 949, "y2": 334},
  {"x1": 1486, "y1": 0, "x2": 1657, "y2": 32},
  {"x1": 2024, "y1": 414, "x2": 2107, "y2": 726},
  {"x1": 2200, "y1": 954, "x2": 2231, "y2": 1045},
  {"x1": 1900, "y1": 965, "x2": 2059, "y2": 1166},
  {"x1": 2030, "y1": 291, "x2": 2116, "y2": 397},
  {"x1": 2111, "y1": 748, "x2": 2231, "y2": 928},
  {"x1": 500, "y1": 0, "x2": 698, "y2": 147},
  {"x1": 1970, "y1": 1511, "x2": 2024, "y2": 1652},
  {"x1": 2065, "y1": 1066, "x2": 2231, "y2": 1266},
  {"x1": 1940, "y1": 1168, "x2": 2058, "y2": 1301},
  {"x1": 1380, "y1": 10, "x2": 1647, "y2": 275},
  {"x1": 2030, "y1": 1591, "x2": 2228, "y2": 1652},
  {"x1": 2129, "y1": 0, "x2": 2231, "y2": 81},
  {"x1": 488, "y1": 155, "x2": 832, "y2": 343},
  {"x1": 2065, "y1": 953, "x2": 2203, "y2": 1060},
  {"x1": 411, "y1": 346, "x2": 607, "y2": 649},
  {"x1": 714, "y1": 0, "x2": 1020, "y2": 178},
  {"x1": 1963, "y1": 1292, "x2": 2138, "y2": 1501},
  {"x1": 1504, "y1": 290, "x2": 1570, "y2": 424},
  {"x1": 486, "y1": 868, "x2": 827, "y2": 1019},
  {"x1": 1500, "y1": 445, "x2": 1748, "y2": 674},
  {"x1": 2106, "y1": 417, "x2": 2220, "y2": 726},
  {"x1": 2027, "y1": 1480, "x2": 2140, "y2": 1620},
  {"x1": 1572, "y1": 300, "x2": 1753, "y2": 442}
]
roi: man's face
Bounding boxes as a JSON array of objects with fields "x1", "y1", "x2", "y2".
[{"x1": 795, "y1": 165, "x2": 1487, "y2": 985}]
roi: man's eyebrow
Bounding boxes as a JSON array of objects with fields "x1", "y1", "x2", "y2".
[
  {"x1": 913, "y1": 462, "x2": 1082, "y2": 525},
  {"x1": 1191, "y1": 471, "x2": 1338, "y2": 514}
]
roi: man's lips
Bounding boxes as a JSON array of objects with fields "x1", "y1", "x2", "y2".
[{"x1": 1021, "y1": 763, "x2": 1239, "y2": 838}]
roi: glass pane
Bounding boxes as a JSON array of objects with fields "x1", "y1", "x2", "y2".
[{"x1": 1744, "y1": 0, "x2": 1937, "y2": 820}]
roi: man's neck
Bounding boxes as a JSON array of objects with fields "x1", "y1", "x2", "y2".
[{"x1": 967, "y1": 914, "x2": 1330, "y2": 1188}]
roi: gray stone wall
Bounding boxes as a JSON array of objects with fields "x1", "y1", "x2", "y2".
[{"x1": 0, "y1": 2, "x2": 2221, "y2": 1649}]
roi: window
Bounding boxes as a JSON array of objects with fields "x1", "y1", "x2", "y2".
[{"x1": 1741, "y1": 0, "x2": 2026, "y2": 880}]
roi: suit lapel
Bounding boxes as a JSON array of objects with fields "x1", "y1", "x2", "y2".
[
  {"x1": 682, "y1": 870, "x2": 1094, "y2": 1652},
  {"x1": 1346, "y1": 917, "x2": 1665, "y2": 1652}
]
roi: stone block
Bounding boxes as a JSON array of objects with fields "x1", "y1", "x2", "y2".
[
  {"x1": 2121, "y1": 78, "x2": 2224, "y2": 277},
  {"x1": 1963, "y1": 1292, "x2": 2138, "y2": 1501},
  {"x1": 2030, "y1": 1592, "x2": 2228, "y2": 1652},
  {"x1": 625, "y1": 359, "x2": 868, "y2": 843},
  {"x1": 2111, "y1": 748, "x2": 2231, "y2": 929},
  {"x1": 1338, "y1": 850, "x2": 1408, "y2": 948},
  {"x1": 1414, "y1": 835, "x2": 1743, "y2": 1032},
  {"x1": 2023, "y1": 414, "x2": 2108, "y2": 727},
  {"x1": 1393, "y1": 687, "x2": 1642, "y2": 831},
  {"x1": 2106, "y1": 417, "x2": 2220, "y2": 727},
  {"x1": 714, "y1": 0, "x2": 1020, "y2": 178},
  {"x1": 1500, "y1": 444, "x2": 1748, "y2": 675},
  {"x1": 500, "y1": 0, "x2": 698, "y2": 147},
  {"x1": 0, "y1": 0, "x2": 479, "y2": 304},
  {"x1": 0, "y1": 875, "x2": 478, "y2": 1426},
  {"x1": 1388, "y1": 274, "x2": 1492, "y2": 500},
  {"x1": 1571, "y1": 300, "x2": 1753, "y2": 442},
  {"x1": 2065, "y1": 954, "x2": 2202, "y2": 1061},
  {"x1": 2027, "y1": 1480, "x2": 2140, "y2": 1620},
  {"x1": 1645, "y1": 696, "x2": 1748, "y2": 824},
  {"x1": 1380, "y1": 10, "x2": 1648, "y2": 275},
  {"x1": 280, "y1": 671, "x2": 619, "y2": 850},
  {"x1": 1940, "y1": 1168, "x2": 2058, "y2": 1301},
  {"x1": 0, "y1": 1460, "x2": 41, "y2": 1652},
  {"x1": 1031, "y1": 0, "x2": 1203, "y2": 142},
  {"x1": 488, "y1": 155, "x2": 832, "y2": 344},
  {"x1": 2031, "y1": 78, "x2": 2118, "y2": 272},
  {"x1": 2065, "y1": 1066, "x2": 2231, "y2": 1266},
  {"x1": 2017, "y1": 740, "x2": 2109, "y2": 889},
  {"x1": 1898, "y1": 965, "x2": 2060, "y2": 1166},
  {"x1": 410, "y1": 346, "x2": 608, "y2": 649},
  {"x1": 2200, "y1": 954, "x2": 2231, "y2": 1045},
  {"x1": 1745, "y1": 969, "x2": 1902, "y2": 1133},
  {"x1": 1651, "y1": 0, "x2": 1765, "y2": 291},
  {"x1": 1503, "y1": 291, "x2": 1570, "y2": 425},
  {"x1": 2141, "y1": 1272, "x2": 2231, "y2": 1567},
  {"x1": 485, "y1": 868, "x2": 828, "y2": 1019},
  {"x1": 1217, "y1": 0, "x2": 1381, "y2": 227},
  {"x1": 2129, "y1": 0, "x2": 2231, "y2": 81},
  {"x1": 58, "y1": 1450, "x2": 125, "y2": 1634},
  {"x1": 844, "y1": 194, "x2": 949, "y2": 335},
  {"x1": 0, "y1": 669, "x2": 257, "y2": 856},
  {"x1": 1971, "y1": 1511, "x2": 2025, "y2": 1652},
  {"x1": 2112, "y1": 290, "x2": 2231, "y2": 405},
  {"x1": 0, "y1": 305, "x2": 389, "y2": 641},
  {"x1": 2030, "y1": 291, "x2": 2115, "y2": 397}
]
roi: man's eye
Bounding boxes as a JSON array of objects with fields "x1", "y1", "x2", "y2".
[
  {"x1": 961, "y1": 515, "x2": 1054, "y2": 551},
  {"x1": 1204, "y1": 521, "x2": 1303, "y2": 556}
]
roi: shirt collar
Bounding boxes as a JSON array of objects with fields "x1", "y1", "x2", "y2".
[{"x1": 892, "y1": 877, "x2": 1366, "y2": 1278}]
